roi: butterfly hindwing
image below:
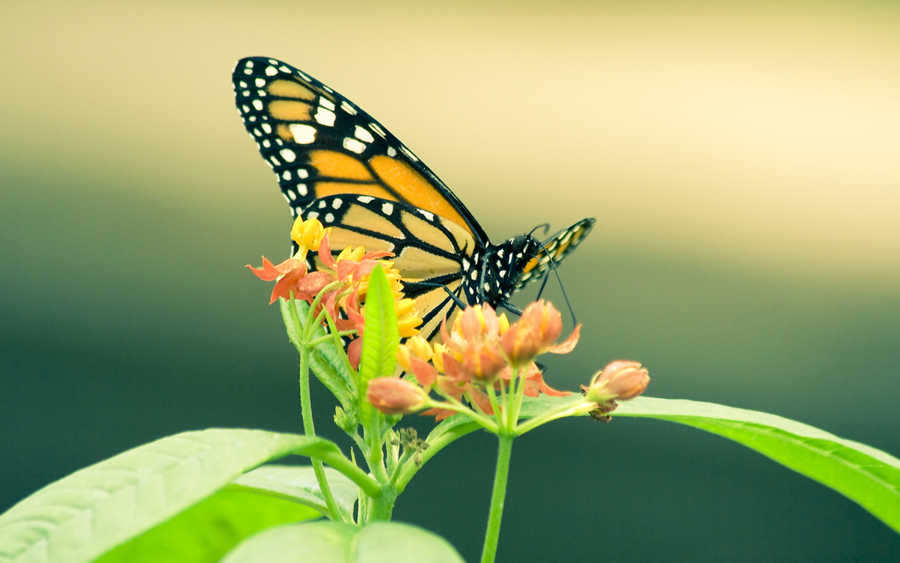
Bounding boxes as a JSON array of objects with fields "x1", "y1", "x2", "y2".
[
  {"x1": 232, "y1": 57, "x2": 489, "y2": 245},
  {"x1": 309, "y1": 194, "x2": 474, "y2": 341},
  {"x1": 516, "y1": 218, "x2": 596, "y2": 290}
]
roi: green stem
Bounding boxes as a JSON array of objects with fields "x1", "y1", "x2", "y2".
[
  {"x1": 368, "y1": 485, "x2": 398, "y2": 522},
  {"x1": 481, "y1": 433, "x2": 515, "y2": 563},
  {"x1": 515, "y1": 398, "x2": 595, "y2": 435},
  {"x1": 394, "y1": 420, "x2": 481, "y2": 492},
  {"x1": 299, "y1": 340, "x2": 345, "y2": 522}
]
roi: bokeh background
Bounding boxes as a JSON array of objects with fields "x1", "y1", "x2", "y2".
[{"x1": 2, "y1": 0, "x2": 899, "y2": 561}]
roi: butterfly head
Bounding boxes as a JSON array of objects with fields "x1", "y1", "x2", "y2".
[{"x1": 462, "y1": 235, "x2": 542, "y2": 310}]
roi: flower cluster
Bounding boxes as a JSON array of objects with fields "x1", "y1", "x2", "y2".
[
  {"x1": 367, "y1": 301, "x2": 580, "y2": 421},
  {"x1": 247, "y1": 216, "x2": 422, "y2": 366}
]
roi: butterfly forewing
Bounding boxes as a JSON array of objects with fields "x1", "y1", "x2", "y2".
[{"x1": 232, "y1": 57, "x2": 488, "y2": 244}]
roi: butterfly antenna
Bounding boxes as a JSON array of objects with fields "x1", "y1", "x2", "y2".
[
  {"x1": 528, "y1": 223, "x2": 551, "y2": 238},
  {"x1": 502, "y1": 303, "x2": 523, "y2": 317},
  {"x1": 534, "y1": 239, "x2": 578, "y2": 327}
]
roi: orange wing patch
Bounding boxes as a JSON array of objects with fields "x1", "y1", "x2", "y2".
[
  {"x1": 309, "y1": 150, "x2": 374, "y2": 181},
  {"x1": 315, "y1": 182, "x2": 396, "y2": 201},
  {"x1": 369, "y1": 155, "x2": 472, "y2": 236},
  {"x1": 268, "y1": 100, "x2": 313, "y2": 121},
  {"x1": 267, "y1": 79, "x2": 316, "y2": 100}
]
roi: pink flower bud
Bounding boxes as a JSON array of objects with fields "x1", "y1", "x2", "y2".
[
  {"x1": 585, "y1": 360, "x2": 650, "y2": 403},
  {"x1": 461, "y1": 342, "x2": 506, "y2": 383},
  {"x1": 499, "y1": 300, "x2": 565, "y2": 365},
  {"x1": 499, "y1": 321, "x2": 543, "y2": 366},
  {"x1": 367, "y1": 377, "x2": 428, "y2": 415},
  {"x1": 519, "y1": 300, "x2": 563, "y2": 349},
  {"x1": 457, "y1": 304, "x2": 501, "y2": 343}
]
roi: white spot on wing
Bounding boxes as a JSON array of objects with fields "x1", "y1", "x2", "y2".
[
  {"x1": 341, "y1": 101, "x2": 357, "y2": 115},
  {"x1": 289, "y1": 123, "x2": 317, "y2": 144},
  {"x1": 386, "y1": 147, "x2": 397, "y2": 157},
  {"x1": 252, "y1": 99, "x2": 263, "y2": 111},
  {"x1": 354, "y1": 125, "x2": 374, "y2": 143},
  {"x1": 325, "y1": 213, "x2": 335, "y2": 223},
  {"x1": 279, "y1": 148, "x2": 296, "y2": 162},
  {"x1": 343, "y1": 137, "x2": 366, "y2": 154},
  {"x1": 297, "y1": 169, "x2": 309, "y2": 179},
  {"x1": 261, "y1": 123, "x2": 272, "y2": 134},
  {"x1": 287, "y1": 189, "x2": 297, "y2": 200},
  {"x1": 319, "y1": 98, "x2": 335, "y2": 110},
  {"x1": 265, "y1": 66, "x2": 278, "y2": 77},
  {"x1": 297, "y1": 184, "x2": 308, "y2": 196},
  {"x1": 332, "y1": 198, "x2": 343, "y2": 209},
  {"x1": 282, "y1": 170, "x2": 292, "y2": 181},
  {"x1": 382, "y1": 202, "x2": 394, "y2": 215},
  {"x1": 358, "y1": 196, "x2": 373, "y2": 203},
  {"x1": 314, "y1": 107, "x2": 336, "y2": 126},
  {"x1": 370, "y1": 123, "x2": 386, "y2": 137},
  {"x1": 419, "y1": 210, "x2": 434, "y2": 221},
  {"x1": 400, "y1": 146, "x2": 418, "y2": 161}
]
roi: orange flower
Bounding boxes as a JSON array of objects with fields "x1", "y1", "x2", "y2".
[
  {"x1": 584, "y1": 361, "x2": 650, "y2": 403},
  {"x1": 367, "y1": 377, "x2": 429, "y2": 415},
  {"x1": 500, "y1": 300, "x2": 580, "y2": 366}
]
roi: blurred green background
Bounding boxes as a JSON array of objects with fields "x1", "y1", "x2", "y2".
[{"x1": 2, "y1": 0, "x2": 899, "y2": 561}]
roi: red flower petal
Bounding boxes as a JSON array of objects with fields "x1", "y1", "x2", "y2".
[
  {"x1": 247, "y1": 257, "x2": 302, "y2": 281},
  {"x1": 410, "y1": 357, "x2": 438, "y2": 387},
  {"x1": 347, "y1": 337, "x2": 363, "y2": 370},
  {"x1": 421, "y1": 407, "x2": 457, "y2": 421},
  {"x1": 318, "y1": 235, "x2": 336, "y2": 269},
  {"x1": 547, "y1": 324, "x2": 581, "y2": 354},
  {"x1": 269, "y1": 264, "x2": 309, "y2": 303}
]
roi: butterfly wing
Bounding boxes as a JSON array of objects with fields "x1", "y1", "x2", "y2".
[
  {"x1": 232, "y1": 57, "x2": 489, "y2": 246},
  {"x1": 308, "y1": 194, "x2": 473, "y2": 341},
  {"x1": 515, "y1": 218, "x2": 596, "y2": 290}
]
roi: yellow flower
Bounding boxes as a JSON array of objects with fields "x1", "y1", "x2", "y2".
[{"x1": 290, "y1": 217, "x2": 330, "y2": 260}]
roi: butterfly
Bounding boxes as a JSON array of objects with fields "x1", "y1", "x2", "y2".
[{"x1": 233, "y1": 57, "x2": 594, "y2": 341}]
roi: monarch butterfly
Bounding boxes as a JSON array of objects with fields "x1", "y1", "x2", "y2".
[{"x1": 233, "y1": 57, "x2": 594, "y2": 340}]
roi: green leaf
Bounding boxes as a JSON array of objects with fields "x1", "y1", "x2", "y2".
[
  {"x1": 229, "y1": 465, "x2": 358, "y2": 521},
  {"x1": 358, "y1": 265, "x2": 398, "y2": 432},
  {"x1": 219, "y1": 521, "x2": 465, "y2": 563},
  {"x1": 280, "y1": 298, "x2": 356, "y2": 409},
  {"x1": 613, "y1": 397, "x2": 900, "y2": 534},
  {"x1": 95, "y1": 488, "x2": 319, "y2": 563},
  {"x1": 0, "y1": 429, "x2": 342, "y2": 563}
]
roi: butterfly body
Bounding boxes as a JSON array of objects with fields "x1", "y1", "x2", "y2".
[{"x1": 233, "y1": 57, "x2": 594, "y2": 339}]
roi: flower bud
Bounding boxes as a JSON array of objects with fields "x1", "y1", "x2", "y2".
[
  {"x1": 291, "y1": 217, "x2": 328, "y2": 252},
  {"x1": 367, "y1": 377, "x2": 428, "y2": 415},
  {"x1": 457, "y1": 304, "x2": 501, "y2": 342},
  {"x1": 519, "y1": 300, "x2": 563, "y2": 349},
  {"x1": 585, "y1": 360, "x2": 650, "y2": 403},
  {"x1": 461, "y1": 342, "x2": 506, "y2": 383},
  {"x1": 499, "y1": 321, "x2": 543, "y2": 366}
]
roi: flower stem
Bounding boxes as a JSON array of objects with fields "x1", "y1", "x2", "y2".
[
  {"x1": 481, "y1": 432, "x2": 515, "y2": 563},
  {"x1": 298, "y1": 340, "x2": 344, "y2": 522}
]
